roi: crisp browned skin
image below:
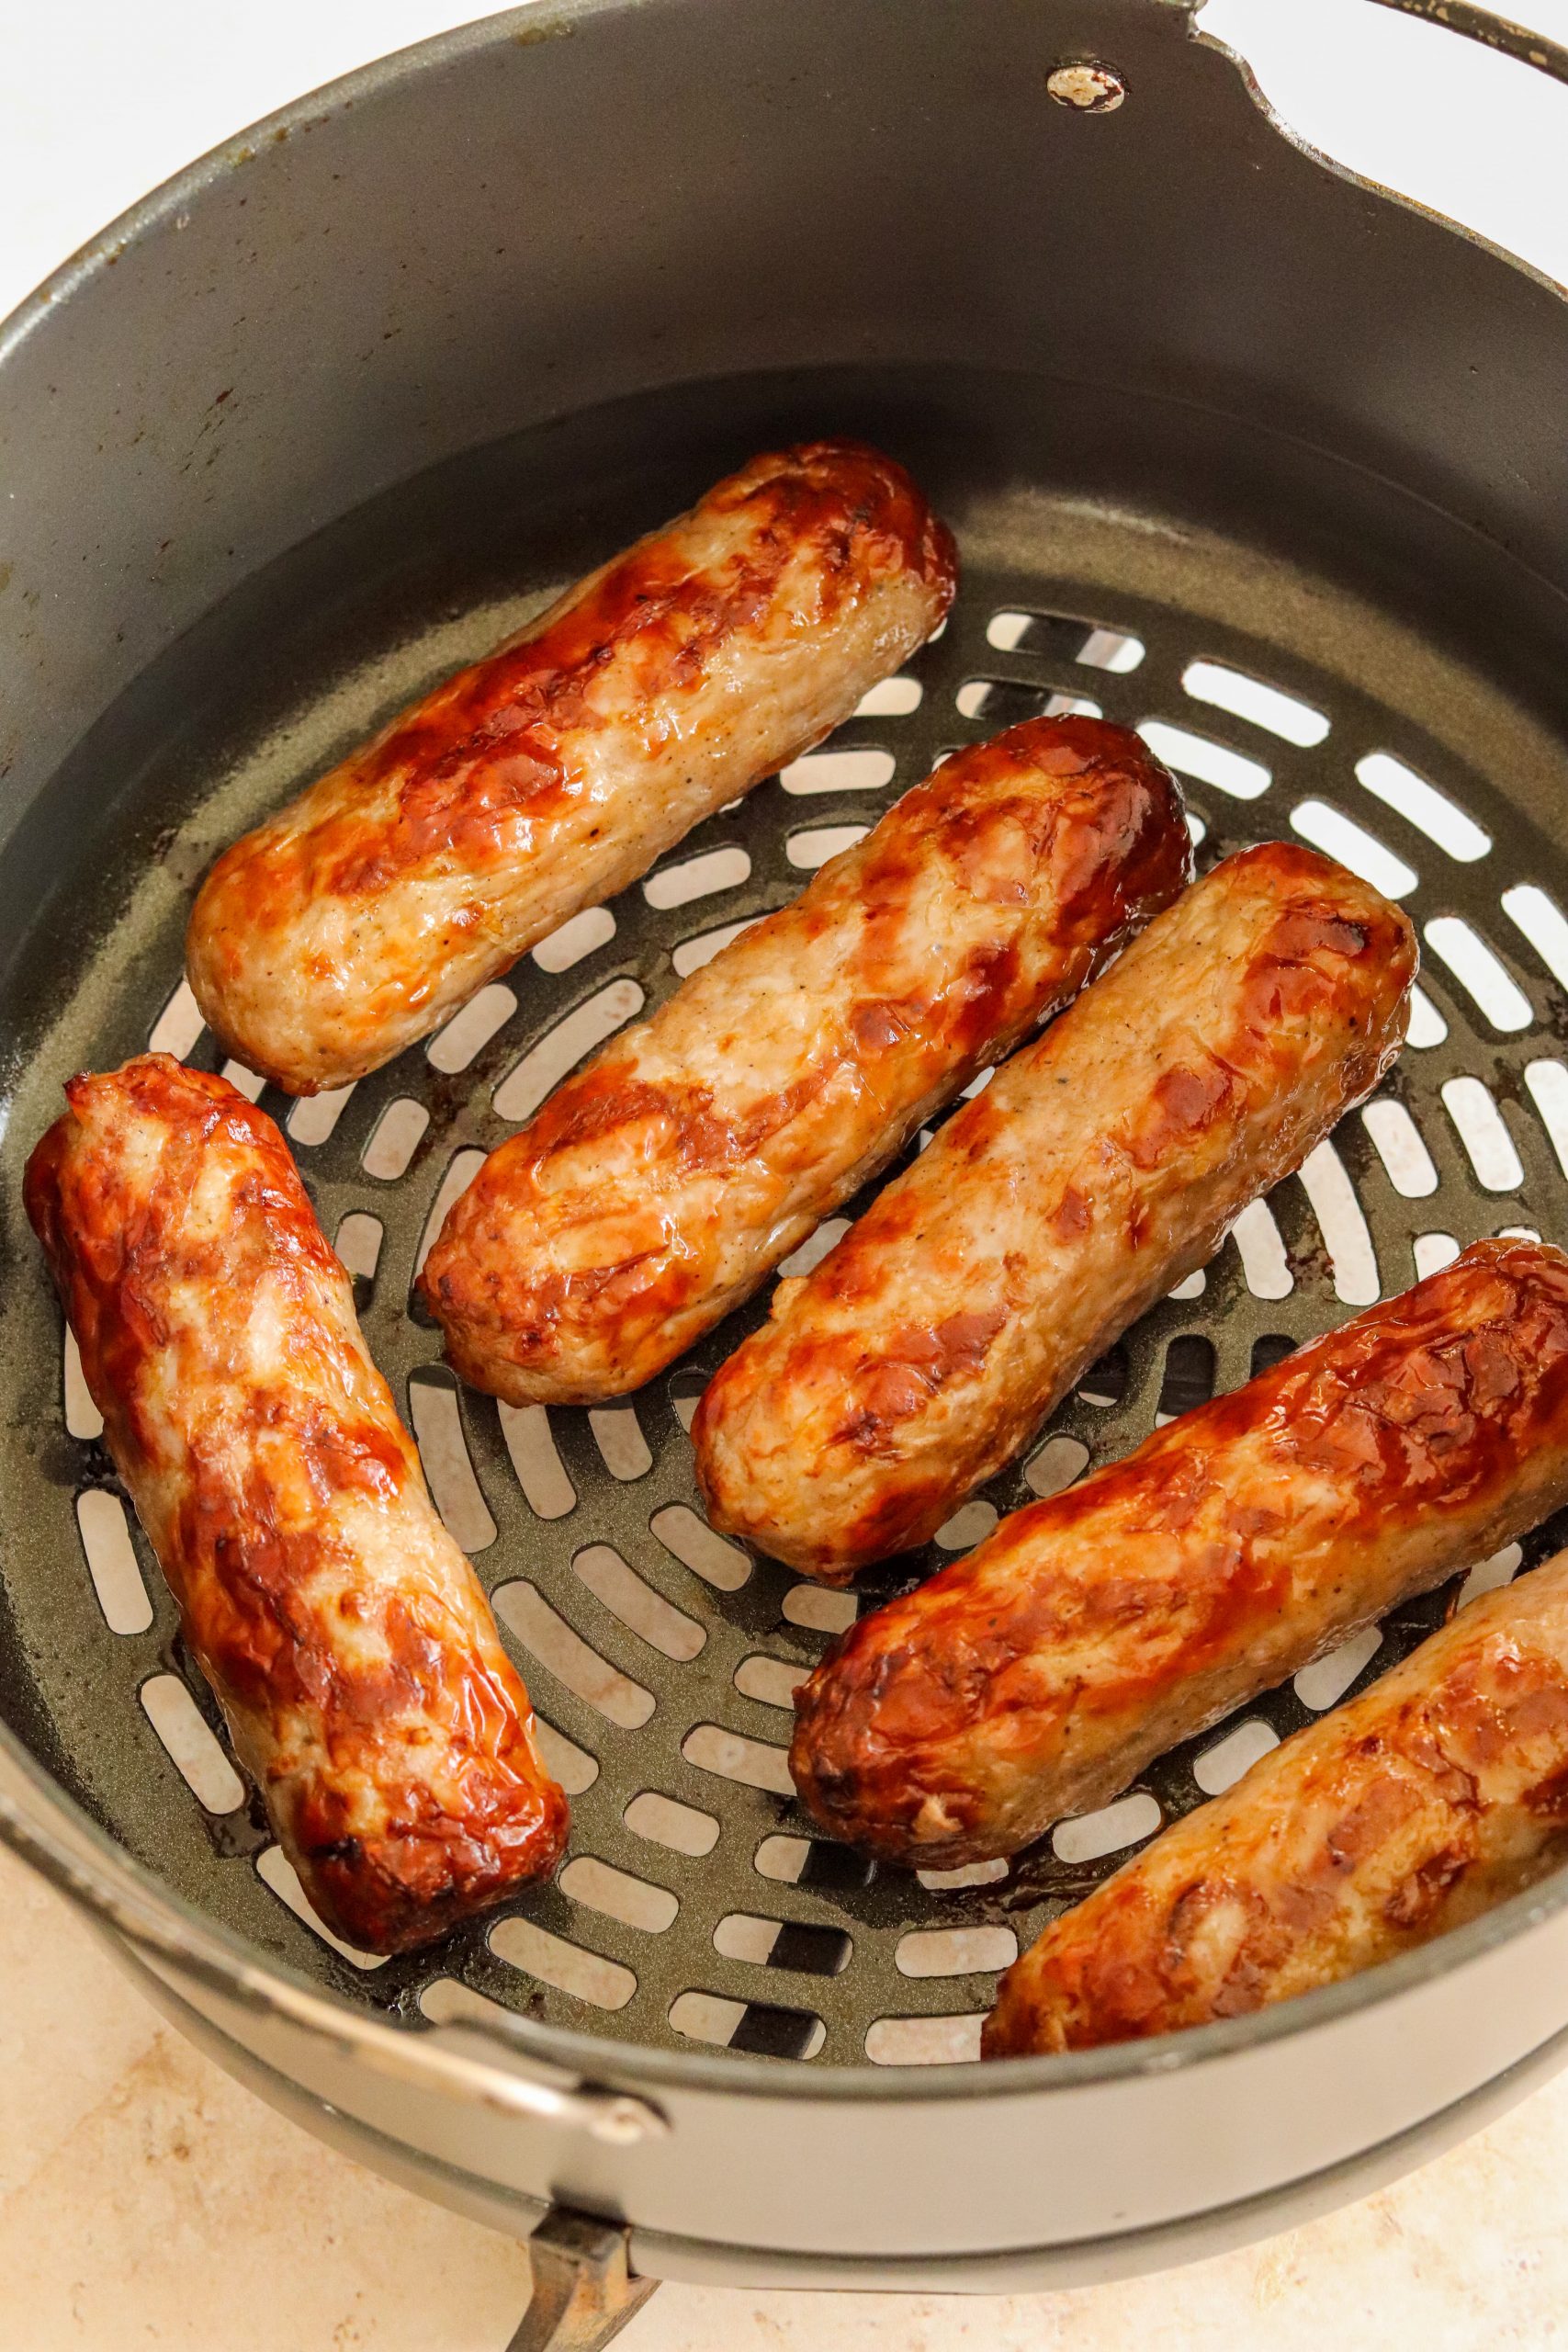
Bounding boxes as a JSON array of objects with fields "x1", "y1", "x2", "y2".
[
  {"x1": 792, "y1": 1240, "x2": 1568, "y2": 1869},
  {"x1": 421, "y1": 718, "x2": 1191, "y2": 1406},
  {"x1": 694, "y1": 842, "x2": 1417, "y2": 1579},
  {"x1": 185, "y1": 441, "x2": 955, "y2": 1095},
  {"x1": 25, "y1": 1056, "x2": 567, "y2": 1954},
  {"x1": 985, "y1": 1545, "x2": 1568, "y2": 2055}
]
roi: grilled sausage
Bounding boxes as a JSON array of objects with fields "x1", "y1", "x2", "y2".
[
  {"x1": 421, "y1": 717, "x2": 1191, "y2": 1406},
  {"x1": 694, "y1": 842, "x2": 1416, "y2": 1579},
  {"x1": 26, "y1": 1055, "x2": 567, "y2": 1954},
  {"x1": 792, "y1": 1239, "x2": 1568, "y2": 1869},
  {"x1": 984, "y1": 1544, "x2": 1568, "y2": 2055},
  {"x1": 186, "y1": 441, "x2": 956, "y2": 1095}
]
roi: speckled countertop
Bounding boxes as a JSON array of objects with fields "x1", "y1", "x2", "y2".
[{"x1": 6, "y1": 5, "x2": 1568, "y2": 2346}]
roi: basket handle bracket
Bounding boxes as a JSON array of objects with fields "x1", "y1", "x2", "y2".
[
  {"x1": 507, "y1": 2207, "x2": 659, "y2": 2352},
  {"x1": 1258, "y1": 0, "x2": 1568, "y2": 87}
]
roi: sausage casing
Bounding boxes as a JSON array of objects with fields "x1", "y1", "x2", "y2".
[
  {"x1": 984, "y1": 1544, "x2": 1568, "y2": 2055},
  {"x1": 421, "y1": 717, "x2": 1191, "y2": 1406},
  {"x1": 186, "y1": 441, "x2": 956, "y2": 1094},
  {"x1": 694, "y1": 842, "x2": 1417, "y2": 1579},
  {"x1": 792, "y1": 1239, "x2": 1568, "y2": 1868},
  {"x1": 26, "y1": 1056, "x2": 567, "y2": 1953}
]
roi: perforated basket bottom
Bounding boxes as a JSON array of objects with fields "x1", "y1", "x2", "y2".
[{"x1": 6, "y1": 383, "x2": 1568, "y2": 2074}]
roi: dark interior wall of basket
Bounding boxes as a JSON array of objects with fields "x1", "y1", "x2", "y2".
[
  {"x1": 5, "y1": 0, "x2": 1568, "y2": 854},
  {"x1": 6, "y1": 0, "x2": 1568, "y2": 2063}
]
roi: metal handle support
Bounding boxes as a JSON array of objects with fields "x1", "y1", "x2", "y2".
[
  {"x1": 1361, "y1": 0, "x2": 1568, "y2": 86},
  {"x1": 1172, "y1": 0, "x2": 1568, "y2": 84},
  {"x1": 507, "y1": 2210, "x2": 660, "y2": 2352}
]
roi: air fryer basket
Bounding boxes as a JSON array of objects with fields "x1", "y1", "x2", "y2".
[{"x1": 6, "y1": 0, "x2": 1568, "y2": 2324}]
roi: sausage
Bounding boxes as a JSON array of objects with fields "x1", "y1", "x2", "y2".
[
  {"x1": 983, "y1": 1544, "x2": 1568, "y2": 2055},
  {"x1": 185, "y1": 442, "x2": 955, "y2": 1096},
  {"x1": 420, "y1": 717, "x2": 1192, "y2": 1406},
  {"x1": 792, "y1": 1238, "x2": 1568, "y2": 1869},
  {"x1": 694, "y1": 842, "x2": 1417, "y2": 1579},
  {"x1": 26, "y1": 1055, "x2": 567, "y2": 1954}
]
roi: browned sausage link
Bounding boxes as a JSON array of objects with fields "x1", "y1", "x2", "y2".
[
  {"x1": 25, "y1": 1056, "x2": 567, "y2": 1954},
  {"x1": 694, "y1": 842, "x2": 1416, "y2": 1580},
  {"x1": 421, "y1": 717, "x2": 1191, "y2": 1406},
  {"x1": 792, "y1": 1239, "x2": 1568, "y2": 1869},
  {"x1": 984, "y1": 1544, "x2": 1568, "y2": 2055},
  {"x1": 186, "y1": 441, "x2": 956, "y2": 1095}
]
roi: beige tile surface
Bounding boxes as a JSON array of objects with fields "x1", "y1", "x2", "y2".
[{"x1": 1, "y1": 1837, "x2": 1563, "y2": 2350}]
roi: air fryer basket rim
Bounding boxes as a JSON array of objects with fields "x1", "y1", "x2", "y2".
[
  {"x1": 95, "y1": 1924, "x2": 1568, "y2": 2290},
  {"x1": 5, "y1": 0, "x2": 1568, "y2": 2115},
  {"x1": 6, "y1": 0, "x2": 1568, "y2": 384}
]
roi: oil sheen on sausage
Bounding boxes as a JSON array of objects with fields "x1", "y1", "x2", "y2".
[
  {"x1": 26, "y1": 1055, "x2": 568, "y2": 1954},
  {"x1": 984, "y1": 1544, "x2": 1568, "y2": 2055},
  {"x1": 694, "y1": 842, "x2": 1417, "y2": 1579},
  {"x1": 420, "y1": 717, "x2": 1191, "y2": 1406},
  {"x1": 186, "y1": 441, "x2": 956, "y2": 1094},
  {"x1": 792, "y1": 1240, "x2": 1568, "y2": 1869}
]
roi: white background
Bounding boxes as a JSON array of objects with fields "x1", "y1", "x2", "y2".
[{"x1": 4, "y1": 4, "x2": 1568, "y2": 2348}]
